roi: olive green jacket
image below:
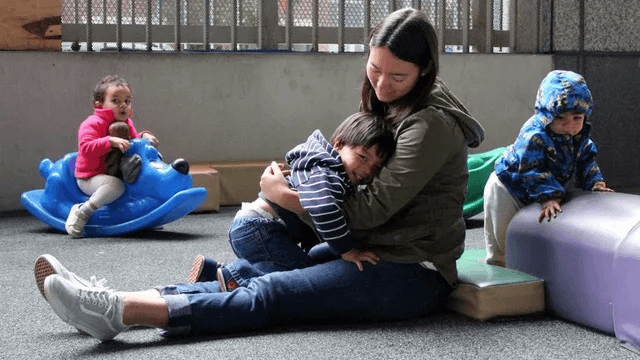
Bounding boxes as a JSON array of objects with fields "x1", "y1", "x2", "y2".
[{"x1": 343, "y1": 78, "x2": 485, "y2": 286}]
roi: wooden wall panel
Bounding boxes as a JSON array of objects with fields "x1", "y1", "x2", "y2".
[{"x1": 1, "y1": 0, "x2": 61, "y2": 50}]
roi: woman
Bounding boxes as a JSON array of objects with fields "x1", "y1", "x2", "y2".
[{"x1": 36, "y1": 8, "x2": 484, "y2": 341}]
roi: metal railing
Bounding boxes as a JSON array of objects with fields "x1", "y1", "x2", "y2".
[{"x1": 61, "y1": 0, "x2": 517, "y2": 52}]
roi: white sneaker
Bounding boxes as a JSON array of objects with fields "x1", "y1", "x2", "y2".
[
  {"x1": 34, "y1": 254, "x2": 108, "y2": 299},
  {"x1": 44, "y1": 275, "x2": 128, "y2": 341},
  {"x1": 65, "y1": 203, "x2": 89, "y2": 238}
]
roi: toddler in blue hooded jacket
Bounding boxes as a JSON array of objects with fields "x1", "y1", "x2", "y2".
[{"x1": 483, "y1": 70, "x2": 613, "y2": 266}]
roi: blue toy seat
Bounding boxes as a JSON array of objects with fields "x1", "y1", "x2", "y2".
[{"x1": 21, "y1": 139, "x2": 207, "y2": 236}]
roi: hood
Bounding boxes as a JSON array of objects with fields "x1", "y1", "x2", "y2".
[
  {"x1": 533, "y1": 70, "x2": 593, "y2": 128},
  {"x1": 426, "y1": 77, "x2": 485, "y2": 148}
]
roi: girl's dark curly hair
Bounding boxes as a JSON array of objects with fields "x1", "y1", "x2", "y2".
[{"x1": 93, "y1": 75, "x2": 132, "y2": 103}]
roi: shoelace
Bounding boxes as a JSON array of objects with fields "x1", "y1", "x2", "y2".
[
  {"x1": 89, "y1": 276, "x2": 110, "y2": 290},
  {"x1": 79, "y1": 288, "x2": 111, "y2": 308}
]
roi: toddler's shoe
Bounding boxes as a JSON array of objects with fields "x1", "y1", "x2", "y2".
[
  {"x1": 34, "y1": 254, "x2": 108, "y2": 299},
  {"x1": 187, "y1": 254, "x2": 220, "y2": 283},
  {"x1": 44, "y1": 274, "x2": 128, "y2": 341},
  {"x1": 217, "y1": 266, "x2": 238, "y2": 292},
  {"x1": 65, "y1": 203, "x2": 89, "y2": 238},
  {"x1": 187, "y1": 254, "x2": 238, "y2": 292}
]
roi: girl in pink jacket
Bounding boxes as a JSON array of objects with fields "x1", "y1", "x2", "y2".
[{"x1": 65, "y1": 75, "x2": 159, "y2": 237}]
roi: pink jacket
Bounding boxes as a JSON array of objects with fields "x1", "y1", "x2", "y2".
[{"x1": 74, "y1": 107, "x2": 142, "y2": 179}]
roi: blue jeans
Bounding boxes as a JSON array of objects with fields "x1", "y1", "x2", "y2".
[{"x1": 157, "y1": 214, "x2": 451, "y2": 336}]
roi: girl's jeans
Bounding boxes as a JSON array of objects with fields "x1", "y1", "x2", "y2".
[{"x1": 157, "y1": 213, "x2": 452, "y2": 336}]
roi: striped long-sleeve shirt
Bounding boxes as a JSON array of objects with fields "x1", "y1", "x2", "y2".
[{"x1": 285, "y1": 130, "x2": 356, "y2": 253}]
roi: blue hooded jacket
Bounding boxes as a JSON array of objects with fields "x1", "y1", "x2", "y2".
[{"x1": 495, "y1": 70, "x2": 604, "y2": 205}]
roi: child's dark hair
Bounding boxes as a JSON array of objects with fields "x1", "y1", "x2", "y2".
[
  {"x1": 93, "y1": 75, "x2": 132, "y2": 103},
  {"x1": 331, "y1": 112, "x2": 396, "y2": 163}
]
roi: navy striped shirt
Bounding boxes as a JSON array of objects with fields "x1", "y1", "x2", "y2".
[{"x1": 285, "y1": 130, "x2": 356, "y2": 253}]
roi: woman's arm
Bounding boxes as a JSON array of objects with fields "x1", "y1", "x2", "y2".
[{"x1": 260, "y1": 162, "x2": 305, "y2": 214}]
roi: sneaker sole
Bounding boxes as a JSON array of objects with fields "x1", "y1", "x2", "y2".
[
  {"x1": 35, "y1": 254, "x2": 61, "y2": 299},
  {"x1": 187, "y1": 254, "x2": 205, "y2": 283}
]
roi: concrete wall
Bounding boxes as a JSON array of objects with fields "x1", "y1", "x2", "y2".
[{"x1": 0, "y1": 51, "x2": 552, "y2": 212}]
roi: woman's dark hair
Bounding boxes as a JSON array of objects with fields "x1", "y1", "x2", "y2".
[
  {"x1": 361, "y1": 8, "x2": 439, "y2": 122},
  {"x1": 93, "y1": 75, "x2": 132, "y2": 103},
  {"x1": 331, "y1": 112, "x2": 396, "y2": 163}
]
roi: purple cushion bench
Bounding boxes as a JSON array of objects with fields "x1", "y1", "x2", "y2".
[{"x1": 506, "y1": 191, "x2": 640, "y2": 352}]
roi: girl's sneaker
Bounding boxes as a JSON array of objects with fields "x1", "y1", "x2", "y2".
[
  {"x1": 44, "y1": 275, "x2": 128, "y2": 341},
  {"x1": 65, "y1": 203, "x2": 89, "y2": 238},
  {"x1": 34, "y1": 254, "x2": 108, "y2": 299}
]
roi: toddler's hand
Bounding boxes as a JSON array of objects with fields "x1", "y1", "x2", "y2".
[
  {"x1": 538, "y1": 199, "x2": 562, "y2": 223},
  {"x1": 142, "y1": 133, "x2": 159, "y2": 147},
  {"x1": 592, "y1": 181, "x2": 614, "y2": 192},
  {"x1": 341, "y1": 249, "x2": 379, "y2": 271},
  {"x1": 110, "y1": 137, "x2": 130, "y2": 152}
]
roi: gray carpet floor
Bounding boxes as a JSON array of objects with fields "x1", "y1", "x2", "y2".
[{"x1": 1, "y1": 207, "x2": 637, "y2": 359}]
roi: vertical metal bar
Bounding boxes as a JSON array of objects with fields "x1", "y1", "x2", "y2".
[
  {"x1": 146, "y1": 0, "x2": 152, "y2": 50},
  {"x1": 312, "y1": 0, "x2": 318, "y2": 51},
  {"x1": 535, "y1": 0, "x2": 540, "y2": 52},
  {"x1": 549, "y1": 0, "x2": 554, "y2": 52},
  {"x1": 485, "y1": 0, "x2": 493, "y2": 52},
  {"x1": 184, "y1": 0, "x2": 188, "y2": 25},
  {"x1": 131, "y1": 0, "x2": 135, "y2": 24},
  {"x1": 204, "y1": 0, "x2": 210, "y2": 50},
  {"x1": 285, "y1": 0, "x2": 293, "y2": 50},
  {"x1": 509, "y1": 0, "x2": 516, "y2": 52},
  {"x1": 102, "y1": 0, "x2": 107, "y2": 49},
  {"x1": 87, "y1": 0, "x2": 93, "y2": 51},
  {"x1": 175, "y1": 0, "x2": 181, "y2": 51},
  {"x1": 117, "y1": 0, "x2": 123, "y2": 50},
  {"x1": 231, "y1": 0, "x2": 240, "y2": 50},
  {"x1": 338, "y1": 0, "x2": 345, "y2": 52},
  {"x1": 412, "y1": 0, "x2": 421, "y2": 11},
  {"x1": 578, "y1": 0, "x2": 585, "y2": 74},
  {"x1": 364, "y1": 0, "x2": 370, "y2": 52},
  {"x1": 74, "y1": 0, "x2": 79, "y2": 23},
  {"x1": 462, "y1": 0, "x2": 469, "y2": 52},
  {"x1": 159, "y1": 0, "x2": 164, "y2": 24},
  {"x1": 258, "y1": 0, "x2": 264, "y2": 49},
  {"x1": 389, "y1": 0, "x2": 395, "y2": 14},
  {"x1": 438, "y1": 0, "x2": 445, "y2": 52}
]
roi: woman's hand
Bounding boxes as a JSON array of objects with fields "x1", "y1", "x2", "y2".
[
  {"x1": 109, "y1": 137, "x2": 130, "y2": 152},
  {"x1": 538, "y1": 199, "x2": 562, "y2": 223},
  {"x1": 341, "y1": 249, "x2": 379, "y2": 271},
  {"x1": 260, "y1": 162, "x2": 305, "y2": 214},
  {"x1": 592, "y1": 181, "x2": 614, "y2": 192}
]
